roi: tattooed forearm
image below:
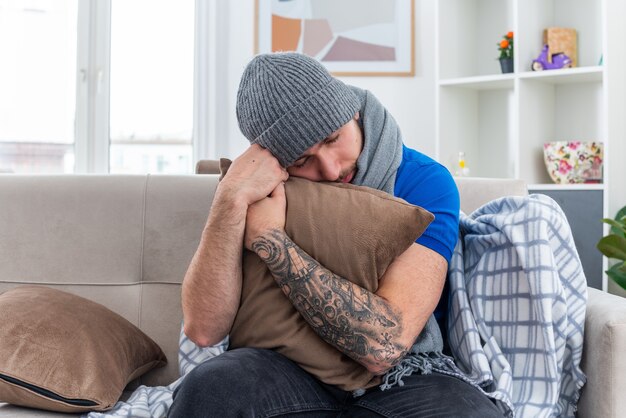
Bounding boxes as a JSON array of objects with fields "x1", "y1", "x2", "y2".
[{"x1": 251, "y1": 229, "x2": 409, "y2": 373}]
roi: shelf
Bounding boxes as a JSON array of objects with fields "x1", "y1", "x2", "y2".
[
  {"x1": 518, "y1": 66, "x2": 603, "y2": 84},
  {"x1": 439, "y1": 74, "x2": 515, "y2": 90},
  {"x1": 439, "y1": 66, "x2": 603, "y2": 90},
  {"x1": 528, "y1": 183, "x2": 605, "y2": 191}
]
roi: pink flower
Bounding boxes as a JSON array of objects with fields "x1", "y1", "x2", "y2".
[
  {"x1": 568, "y1": 141, "x2": 581, "y2": 150},
  {"x1": 559, "y1": 159, "x2": 572, "y2": 174}
]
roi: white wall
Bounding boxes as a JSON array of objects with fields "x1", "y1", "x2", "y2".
[
  {"x1": 212, "y1": 0, "x2": 437, "y2": 160},
  {"x1": 605, "y1": 0, "x2": 626, "y2": 218}
]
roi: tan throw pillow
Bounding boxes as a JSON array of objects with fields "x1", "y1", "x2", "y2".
[
  {"x1": 228, "y1": 172, "x2": 434, "y2": 391},
  {"x1": 0, "y1": 286, "x2": 167, "y2": 413}
]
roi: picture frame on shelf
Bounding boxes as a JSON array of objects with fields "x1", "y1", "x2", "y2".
[{"x1": 254, "y1": 0, "x2": 415, "y2": 77}]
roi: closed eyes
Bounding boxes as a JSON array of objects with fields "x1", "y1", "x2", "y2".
[
  {"x1": 324, "y1": 135, "x2": 339, "y2": 145},
  {"x1": 291, "y1": 135, "x2": 340, "y2": 168},
  {"x1": 292, "y1": 156, "x2": 310, "y2": 168}
]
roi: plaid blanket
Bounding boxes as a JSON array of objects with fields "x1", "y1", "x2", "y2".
[
  {"x1": 448, "y1": 194, "x2": 587, "y2": 417},
  {"x1": 86, "y1": 194, "x2": 587, "y2": 418}
]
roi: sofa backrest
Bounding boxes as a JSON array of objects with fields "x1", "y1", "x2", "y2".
[
  {"x1": 0, "y1": 174, "x2": 219, "y2": 387},
  {"x1": 192, "y1": 159, "x2": 530, "y2": 214},
  {"x1": 455, "y1": 176, "x2": 527, "y2": 213}
]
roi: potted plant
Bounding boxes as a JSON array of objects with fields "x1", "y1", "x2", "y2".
[
  {"x1": 597, "y1": 205, "x2": 626, "y2": 291},
  {"x1": 497, "y1": 31, "x2": 514, "y2": 73}
]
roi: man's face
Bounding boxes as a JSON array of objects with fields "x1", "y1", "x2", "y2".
[{"x1": 287, "y1": 113, "x2": 363, "y2": 183}]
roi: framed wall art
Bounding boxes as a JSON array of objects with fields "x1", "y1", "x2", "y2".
[{"x1": 255, "y1": 0, "x2": 415, "y2": 76}]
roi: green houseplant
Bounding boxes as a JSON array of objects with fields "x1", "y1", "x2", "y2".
[
  {"x1": 597, "y1": 206, "x2": 626, "y2": 290},
  {"x1": 497, "y1": 31, "x2": 514, "y2": 73}
]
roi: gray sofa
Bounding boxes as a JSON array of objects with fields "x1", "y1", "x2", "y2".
[{"x1": 0, "y1": 173, "x2": 625, "y2": 417}]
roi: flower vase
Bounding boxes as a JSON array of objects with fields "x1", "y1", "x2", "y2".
[{"x1": 499, "y1": 58, "x2": 513, "y2": 74}]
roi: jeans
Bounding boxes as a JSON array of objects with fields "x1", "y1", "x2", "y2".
[{"x1": 169, "y1": 348, "x2": 503, "y2": 418}]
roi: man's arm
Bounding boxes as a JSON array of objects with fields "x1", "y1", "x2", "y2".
[
  {"x1": 182, "y1": 145, "x2": 288, "y2": 347},
  {"x1": 245, "y1": 184, "x2": 446, "y2": 374},
  {"x1": 181, "y1": 189, "x2": 247, "y2": 347},
  {"x1": 252, "y1": 231, "x2": 445, "y2": 375}
]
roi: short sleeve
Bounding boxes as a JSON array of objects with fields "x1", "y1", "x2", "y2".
[{"x1": 394, "y1": 150, "x2": 460, "y2": 263}]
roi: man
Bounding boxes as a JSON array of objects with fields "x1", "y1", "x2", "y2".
[{"x1": 170, "y1": 52, "x2": 502, "y2": 417}]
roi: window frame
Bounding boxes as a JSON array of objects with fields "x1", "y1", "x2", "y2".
[{"x1": 73, "y1": 0, "x2": 216, "y2": 174}]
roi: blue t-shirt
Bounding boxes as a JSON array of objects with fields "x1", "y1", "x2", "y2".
[{"x1": 393, "y1": 145, "x2": 460, "y2": 325}]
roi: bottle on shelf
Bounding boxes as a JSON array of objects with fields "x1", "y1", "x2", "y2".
[{"x1": 455, "y1": 151, "x2": 470, "y2": 177}]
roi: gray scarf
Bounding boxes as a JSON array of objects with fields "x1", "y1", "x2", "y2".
[
  {"x1": 345, "y1": 87, "x2": 444, "y2": 384},
  {"x1": 349, "y1": 86, "x2": 403, "y2": 195}
]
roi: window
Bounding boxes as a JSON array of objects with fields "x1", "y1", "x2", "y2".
[
  {"x1": 0, "y1": 0, "x2": 78, "y2": 173},
  {"x1": 109, "y1": 0, "x2": 194, "y2": 174},
  {"x1": 0, "y1": 0, "x2": 213, "y2": 174}
]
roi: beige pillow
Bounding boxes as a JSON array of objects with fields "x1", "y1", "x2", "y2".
[
  {"x1": 225, "y1": 167, "x2": 434, "y2": 391},
  {"x1": 0, "y1": 285, "x2": 167, "y2": 413}
]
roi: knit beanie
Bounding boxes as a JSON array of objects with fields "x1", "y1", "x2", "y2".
[{"x1": 236, "y1": 52, "x2": 361, "y2": 167}]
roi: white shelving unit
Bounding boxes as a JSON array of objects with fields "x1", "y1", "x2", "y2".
[
  {"x1": 434, "y1": 0, "x2": 626, "y2": 290},
  {"x1": 436, "y1": 0, "x2": 604, "y2": 181}
]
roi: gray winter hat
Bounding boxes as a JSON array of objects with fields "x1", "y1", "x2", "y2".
[{"x1": 236, "y1": 52, "x2": 361, "y2": 167}]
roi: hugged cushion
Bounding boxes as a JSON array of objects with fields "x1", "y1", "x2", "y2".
[
  {"x1": 0, "y1": 286, "x2": 166, "y2": 413},
  {"x1": 228, "y1": 172, "x2": 434, "y2": 391}
]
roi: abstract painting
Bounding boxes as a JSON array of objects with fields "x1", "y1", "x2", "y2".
[{"x1": 255, "y1": 0, "x2": 415, "y2": 76}]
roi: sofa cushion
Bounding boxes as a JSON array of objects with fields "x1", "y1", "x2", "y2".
[
  {"x1": 0, "y1": 286, "x2": 166, "y2": 413},
  {"x1": 227, "y1": 171, "x2": 434, "y2": 391}
]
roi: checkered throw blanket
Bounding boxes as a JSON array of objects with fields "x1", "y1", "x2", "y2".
[
  {"x1": 86, "y1": 194, "x2": 587, "y2": 418},
  {"x1": 448, "y1": 194, "x2": 587, "y2": 417}
]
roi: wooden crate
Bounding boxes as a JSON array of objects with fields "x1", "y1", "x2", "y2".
[{"x1": 543, "y1": 27, "x2": 578, "y2": 67}]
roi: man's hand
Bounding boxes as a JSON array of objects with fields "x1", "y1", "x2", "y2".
[
  {"x1": 219, "y1": 144, "x2": 289, "y2": 207},
  {"x1": 244, "y1": 182, "x2": 287, "y2": 251}
]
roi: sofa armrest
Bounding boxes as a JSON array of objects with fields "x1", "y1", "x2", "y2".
[
  {"x1": 196, "y1": 159, "x2": 221, "y2": 175},
  {"x1": 577, "y1": 287, "x2": 626, "y2": 418}
]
